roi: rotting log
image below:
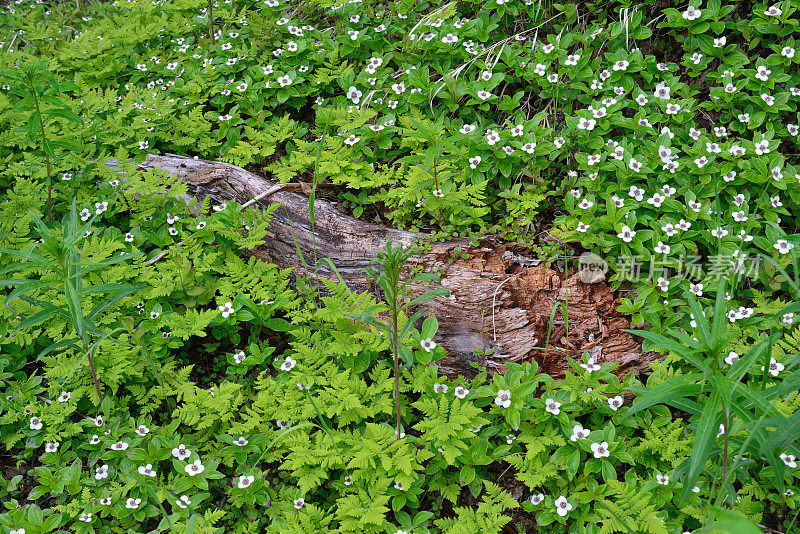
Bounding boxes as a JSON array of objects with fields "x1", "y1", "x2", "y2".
[{"x1": 129, "y1": 153, "x2": 655, "y2": 378}]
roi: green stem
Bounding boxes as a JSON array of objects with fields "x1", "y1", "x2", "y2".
[
  {"x1": 721, "y1": 404, "x2": 729, "y2": 505},
  {"x1": 85, "y1": 344, "x2": 104, "y2": 403},
  {"x1": 392, "y1": 303, "x2": 401, "y2": 439},
  {"x1": 32, "y1": 92, "x2": 53, "y2": 220},
  {"x1": 208, "y1": 0, "x2": 215, "y2": 46}
]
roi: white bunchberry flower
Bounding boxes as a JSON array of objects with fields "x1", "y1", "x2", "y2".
[
  {"x1": 555, "y1": 496, "x2": 572, "y2": 517},
  {"x1": 433, "y1": 383, "x2": 448, "y2": 394},
  {"x1": 580, "y1": 357, "x2": 601, "y2": 372},
  {"x1": 608, "y1": 396, "x2": 623, "y2": 410},
  {"x1": 617, "y1": 225, "x2": 636, "y2": 243},
  {"x1": 420, "y1": 338, "x2": 437, "y2": 352},
  {"x1": 591, "y1": 441, "x2": 610, "y2": 458},
  {"x1": 570, "y1": 424, "x2": 591, "y2": 441},
  {"x1": 454, "y1": 386, "x2": 469, "y2": 399},
  {"x1": 495, "y1": 390, "x2": 512, "y2": 408},
  {"x1": 280, "y1": 356, "x2": 297, "y2": 372},
  {"x1": 238, "y1": 475, "x2": 255, "y2": 488},
  {"x1": 125, "y1": 498, "x2": 141, "y2": 509},
  {"x1": 138, "y1": 464, "x2": 157, "y2": 477},
  {"x1": 656, "y1": 473, "x2": 669, "y2": 485},
  {"x1": 761, "y1": 357, "x2": 784, "y2": 377},
  {"x1": 724, "y1": 352, "x2": 739, "y2": 365},
  {"x1": 544, "y1": 398, "x2": 561, "y2": 415},
  {"x1": 780, "y1": 453, "x2": 797, "y2": 468},
  {"x1": 655, "y1": 241, "x2": 671, "y2": 254},
  {"x1": 774, "y1": 239, "x2": 794, "y2": 255},
  {"x1": 95, "y1": 464, "x2": 109, "y2": 480},
  {"x1": 218, "y1": 302, "x2": 234, "y2": 318},
  {"x1": 656, "y1": 277, "x2": 669, "y2": 292},
  {"x1": 185, "y1": 459, "x2": 205, "y2": 476},
  {"x1": 689, "y1": 283, "x2": 703, "y2": 297},
  {"x1": 682, "y1": 6, "x2": 701, "y2": 20},
  {"x1": 343, "y1": 134, "x2": 360, "y2": 147},
  {"x1": 172, "y1": 444, "x2": 191, "y2": 460}
]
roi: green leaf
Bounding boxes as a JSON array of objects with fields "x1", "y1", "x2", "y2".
[
  {"x1": 421, "y1": 315, "x2": 438, "y2": 339},
  {"x1": 185, "y1": 514, "x2": 197, "y2": 534},
  {"x1": 265, "y1": 318, "x2": 293, "y2": 331},
  {"x1": 64, "y1": 277, "x2": 85, "y2": 343},
  {"x1": 3, "y1": 279, "x2": 58, "y2": 310},
  {"x1": 710, "y1": 278, "x2": 728, "y2": 352},
  {"x1": 626, "y1": 329, "x2": 709, "y2": 372},
  {"x1": 10, "y1": 305, "x2": 65, "y2": 337},
  {"x1": 399, "y1": 344, "x2": 414, "y2": 367},
  {"x1": 759, "y1": 410, "x2": 800, "y2": 454},
  {"x1": 37, "y1": 337, "x2": 81, "y2": 361},
  {"x1": 404, "y1": 287, "x2": 450, "y2": 308},
  {"x1": 680, "y1": 390, "x2": 721, "y2": 505},
  {"x1": 399, "y1": 310, "x2": 425, "y2": 339},
  {"x1": 624, "y1": 375, "x2": 703, "y2": 420},
  {"x1": 726, "y1": 334, "x2": 775, "y2": 384},
  {"x1": 43, "y1": 107, "x2": 82, "y2": 123},
  {"x1": 686, "y1": 293, "x2": 712, "y2": 351},
  {"x1": 707, "y1": 506, "x2": 762, "y2": 534}
]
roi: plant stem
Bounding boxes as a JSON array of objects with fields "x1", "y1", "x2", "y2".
[
  {"x1": 208, "y1": 0, "x2": 215, "y2": 46},
  {"x1": 32, "y1": 91, "x2": 53, "y2": 220},
  {"x1": 85, "y1": 345, "x2": 104, "y2": 403},
  {"x1": 391, "y1": 303, "x2": 401, "y2": 439},
  {"x1": 432, "y1": 154, "x2": 444, "y2": 226},
  {"x1": 721, "y1": 404, "x2": 729, "y2": 504}
]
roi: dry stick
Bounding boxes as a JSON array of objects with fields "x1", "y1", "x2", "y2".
[
  {"x1": 145, "y1": 182, "x2": 286, "y2": 267},
  {"x1": 491, "y1": 271, "x2": 524, "y2": 342},
  {"x1": 6, "y1": 33, "x2": 18, "y2": 53}
]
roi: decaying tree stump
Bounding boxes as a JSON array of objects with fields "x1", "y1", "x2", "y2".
[{"x1": 132, "y1": 154, "x2": 655, "y2": 378}]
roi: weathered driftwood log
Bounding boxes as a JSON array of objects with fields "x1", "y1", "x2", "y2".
[{"x1": 135, "y1": 153, "x2": 655, "y2": 378}]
